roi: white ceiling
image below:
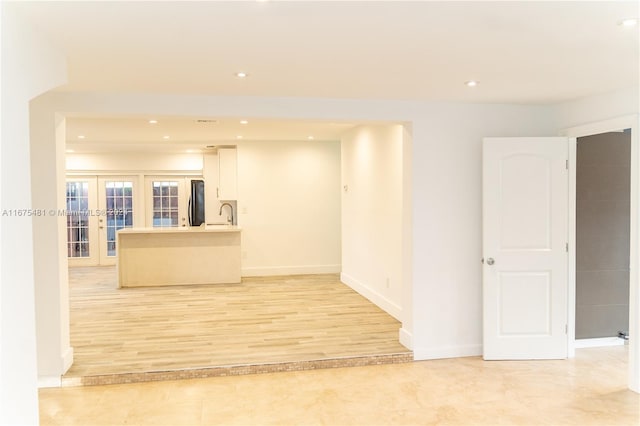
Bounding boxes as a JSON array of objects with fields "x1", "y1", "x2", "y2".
[
  {"x1": 65, "y1": 116, "x2": 358, "y2": 153},
  {"x1": 11, "y1": 0, "x2": 639, "y2": 152}
]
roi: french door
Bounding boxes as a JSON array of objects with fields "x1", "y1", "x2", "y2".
[
  {"x1": 98, "y1": 177, "x2": 136, "y2": 265},
  {"x1": 66, "y1": 178, "x2": 99, "y2": 266},
  {"x1": 144, "y1": 177, "x2": 192, "y2": 228},
  {"x1": 66, "y1": 176, "x2": 138, "y2": 266}
]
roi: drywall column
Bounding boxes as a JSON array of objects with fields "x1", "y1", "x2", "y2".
[
  {"x1": 341, "y1": 124, "x2": 404, "y2": 321},
  {"x1": 30, "y1": 101, "x2": 73, "y2": 383},
  {"x1": 0, "y1": 3, "x2": 67, "y2": 424},
  {"x1": 400, "y1": 124, "x2": 413, "y2": 348}
]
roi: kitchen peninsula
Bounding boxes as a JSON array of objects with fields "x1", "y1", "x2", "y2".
[{"x1": 117, "y1": 225, "x2": 242, "y2": 287}]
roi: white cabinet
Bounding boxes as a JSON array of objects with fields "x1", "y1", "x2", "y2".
[
  {"x1": 218, "y1": 148, "x2": 238, "y2": 200},
  {"x1": 203, "y1": 148, "x2": 238, "y2": 223}
]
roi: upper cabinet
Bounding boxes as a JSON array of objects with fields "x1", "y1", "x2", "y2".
[{"x1": 217, "y1": 148, "x2": 238, "y2": 200}]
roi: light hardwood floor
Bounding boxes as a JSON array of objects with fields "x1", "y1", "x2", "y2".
[{"x1": 65, "y1": 267, "x2": 409, "y2": 379}]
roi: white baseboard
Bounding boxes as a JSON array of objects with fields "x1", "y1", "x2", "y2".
[
  {"x1": 575, "y1": 337, "x2": 626, "y2": 348},
  {"x1": 413, "y1": 344, "x2": 482, "y2": 360},
  {"x1": 399, "y1": 327, "x2": 413, "y2": 350},
  {"x1": 62, "y1": 346, "x2": 74, "y2": 373},
  {"x1": 241, "y1": 264, "x2": 341, "y2": 277},
  {"x1": 340, "y1": 273, "x2": 402, "y2": 320},
  {"x1": 38, "y1": 376, "x2": 61, "y2": 388}
]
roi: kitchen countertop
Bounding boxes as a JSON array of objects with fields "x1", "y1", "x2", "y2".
[{"x1": 117, "y1": 225, "x2": 242, "y2": 234}]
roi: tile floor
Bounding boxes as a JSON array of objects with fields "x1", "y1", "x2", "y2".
[{"x1": 40, "y1": 346, "x2": 639, "y2": 425}]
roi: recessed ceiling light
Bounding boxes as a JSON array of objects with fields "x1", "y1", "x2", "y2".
[
  {"x1": 308, "y1": 136, "x2": 314, "y2": 140},
  {"x1": 235, "y1": 71, "x2": 248, "y2": 78},
  {"x1": 163, "y1": 135, "x2": 170, "y2": 140},
  {"x1": 240, "y1": 120, "x2": 249, "y2": 125},
  {"x1": 65, "y1": 149, "x2": 75, "y2": 153},
  {"x1": 77, "y1": 135, "x2": 85, "y2": 139},
  {"x1": 620, "y1": 18, "x2": 638, "y2": 27},
  {"x1": 236, "y1": 135, "x2": 243, "y2": 139},
  {"x1": 186, "y1": 149, "x2": 195, "y2": 153},
  {"x1": 148, "y1": 119, "x2": 158, "y2": 124},
  {"x1": 465, "y1": 80, "x2": 479, "y2": 87}
]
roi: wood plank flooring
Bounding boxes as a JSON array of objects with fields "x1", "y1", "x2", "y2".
[{"x1": 65, "y1": 267, "x2": 410, "y2": 380}]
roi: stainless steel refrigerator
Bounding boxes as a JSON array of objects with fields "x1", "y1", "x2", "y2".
[{"x1": 188, "y1": 179, "x2": 205, "y2": 226}]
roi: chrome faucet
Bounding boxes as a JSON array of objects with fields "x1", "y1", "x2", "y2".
[{"x1": 219, "y1": 202, "x2": 234, "y2": 225}]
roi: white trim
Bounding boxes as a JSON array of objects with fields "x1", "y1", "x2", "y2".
[
  {"x1": 567, "y1": 137, "x2": 578, "y2": 358},
  {"x1": 414, "y1": 344, "x2": 482, "y2": 360},
  {"x1": 575, "y1": 337, "x2": 626, "y2": 349},
  {"x1": 399, "y1": 327, "x2": 413, "y2": 350},
  {"x1": 37, "y1": 376, "x2": 61, "y2": 388},
  {"x1": 567, "y1": 138, "x2": 577, "y2": 358},
  {"x1": 62, "y1": 346, "x2": 74, "y2": 374},
  {"x1": 561, "y1": 114, "x2": 639, "y2": 393},
  {"x1": 241, "y1": 264, "x2": 341, "y2": 277},
  {"x1": 340, "y1": 272, "x2": 402, "y2": 320}
]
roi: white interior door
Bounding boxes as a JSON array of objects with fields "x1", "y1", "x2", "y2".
[{"x1": 483, "y1": 137, "x2": 569, "y2": 360}]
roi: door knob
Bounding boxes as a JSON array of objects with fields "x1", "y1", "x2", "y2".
[{"x1": 486, "y1": 258, "x2": 495, "y2": 265}]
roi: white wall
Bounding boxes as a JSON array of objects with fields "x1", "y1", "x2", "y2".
[
  {"x1": 552, "y1": 88, "x2": 639, "y2": 131},
  {"x1": 341, "y1": 124, "x2": 404, "y2": 320},
  {"x1": 1, "y1": 3, "x2": 67, "y2": 423},
  {"x1": 410, "y1": 103, "x2": 556, "y2": 359},
  {"x1": 65, "y1": 145, "x2": 342, "y2": 276},
  {"x1": 30, "y1": 102, "x2": 73, "y2": 385},
  {"x1": 66, "y1": 152, "x2": 203, "y2": 172},
  {"x1": 29, "y1": 91, "x2": 557, "y2": 383},
  {"x1": 236, "y1": 140, "x2": 341, "y2": 276}
]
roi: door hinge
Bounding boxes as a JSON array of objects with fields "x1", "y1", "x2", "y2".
[
  {"x1": 566, "y1": 159, "x2": 569, "y2": 170},
  {"x1": 565, "y1": 324, "x2": 568, "y2": 334},
  {"x1": 565, "y1": 242, "x2": 568, "y2": 252}
]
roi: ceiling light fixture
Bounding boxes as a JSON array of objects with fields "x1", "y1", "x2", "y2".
[
  {"x1": 65, "y1": 149, "x2": 75, "y2": 153},
  {"x1": 240, "y1": 120, "x2": 249, "y2": 124},
  {"x1": 236, "y1": 135, "x2": 243, "y2": 139},
  {"x1": 148, "y1": 119, "x2": 158, "y2": 124},
  {"x1": 77, "y1": 135, "x2": 85, "y2": 139},
  {"x1": 235, "y1": 71, "x2": 248, "y2": 78},
  {"x1": 163, "y1": 135, "x2": 170, "y2": 140},
  {"x1": 308, "y1": 136, "x2": 314, "y2": 140},
  {"x1": 620, "y1": 18, "x2": 638, "y2": 27},
  {"x1": 465, "y1": 80, "x2": 479, "y2": 87}
]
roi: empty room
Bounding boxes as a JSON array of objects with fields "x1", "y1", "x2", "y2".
[{"x1": 2, "y1": 1, "x2": 639, "y2": 425}]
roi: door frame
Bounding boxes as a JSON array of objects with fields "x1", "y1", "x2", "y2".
[{"x1": 561, "y1": 114, "x2": 639, "y2": 392}]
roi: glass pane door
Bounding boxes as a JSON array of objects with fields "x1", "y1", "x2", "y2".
[
  {"x1": 152, "y1": 180, "x2": 180, "y2": 227},
  {"x1": 145, "y1": 177, "x2": 188, "y2": 228},
  {"x1": 66, "y1": 178, "x2": 99, "y2": 266},
  {"x1": 66, "y1": 181, "x2": 91, "y2": 257},
  {"x1": 99, "y1": 177, "x2": 136, "y2": 265}
]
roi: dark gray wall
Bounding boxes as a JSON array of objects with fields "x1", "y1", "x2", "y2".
[{"x1": 576, "y1": 130, "x2": 630, "y2": 339}]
